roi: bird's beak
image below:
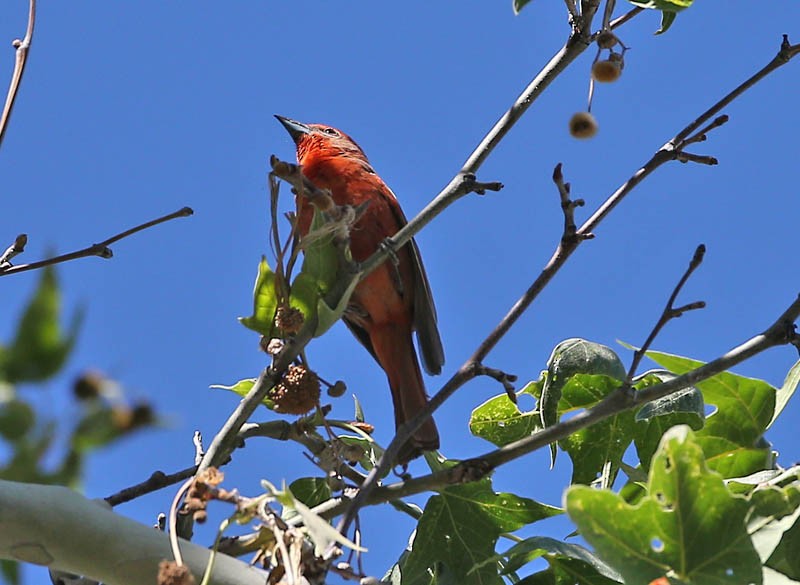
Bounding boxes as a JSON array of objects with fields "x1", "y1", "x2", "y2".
[{"x1": 275, "y1": 115, "x2": 311, "y2": 142}]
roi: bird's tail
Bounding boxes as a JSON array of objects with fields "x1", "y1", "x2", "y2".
[{"x1": 370, "y1": 322, "x2": 440, "y2": 464}]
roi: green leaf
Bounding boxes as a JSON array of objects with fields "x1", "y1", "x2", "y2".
[
  {"x1": 750, "y1": 490, "x2": 800, "y2": 567},
  {"x1": 211, "y1": 378, "x2": 277, "y2": 409},
  {"x1": 627, "y1": 0, "x2": 692, "y2": 34},
  {"x1": 558, "y1": 374, "x2": 633, "y2": 487},
  {"x1": 517, "y1": 559, "x2": 622, "y2": 585},
  {"x1": 655, "y1": 10, "x2": 677, "y2": 34},
  {"x1": 288, "y1": 477, "x2": 332, "y2": 508},
  {"x1": 297, "y1": 208, "x2": 359, "y2": 337},
  {"x1": 2, "y1": 266, "x2": 82, "y2": 384},
  {"x1": 645, "y1": 350, "x2": 775, "y2": 477},
  {"x1": 403, "y1": 476, "x2": 560, "y2": 585},
  {"x1": 513, "y1": 0, "x2": 533, "y2": 15},
  {"x1": 486, "y1": 536, "x2": 621, "y2": 582},
  {"x1": 567, "y1": 425, "x2": 762, "y2": 585},
  {"x1": 633, "y1": 370, "x2": 704, "y2": 470},
  {"x1": 540, "y1": 339, "x2": 626, "y2": 468},
  {"x1": 299, "y1": 208, "x2": 340, "y2": 287},
  {"x1": 239, "y1": 256, "x2": 278, "y2": 335},
  {"x1": 770, "y1": 360, "x2": 800, "y2": 429},
  {"x1": 469, "y1": 379, "x2": 542, "y2": 447},
  {"x1": 767, "y1": 511, "x2": 800, "y2": 579}
]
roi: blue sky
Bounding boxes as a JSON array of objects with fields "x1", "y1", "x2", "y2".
[{"x1": 2, "y1": 2, "x2": 800, "y2": 582}]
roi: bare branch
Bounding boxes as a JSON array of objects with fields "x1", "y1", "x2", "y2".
[
  {"x1": 0, "y1": 207, "x2": 193, "y2": 277},
  {"x1": 338, "y1": 33, "x2": 800, "y2": 536},
  {"x1": 105, "y1": 467, "x2": 197, "y2": 508},
  {"x1": 624, "y1": 244, "x2": 707, "y2": 385},
  {"x1": 552, "y1": 163, "x2": 591, "y2": 243},
  {"x1": 0, "y1": 0, "x2": 35, "y2": 148}
]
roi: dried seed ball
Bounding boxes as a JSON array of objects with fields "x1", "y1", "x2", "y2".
[
  {"x1": 275, "y1": 305, "x2": 304, "y2": 334},
  {"x1": 270, "y1": 365, "x2": 320, "y2": 414},
  {"x1": 591, "y1": 59, "x2": 622, "y2": 83},
  {"x1": 569, "y1": 112, "x2": 599, "y2": 139}
]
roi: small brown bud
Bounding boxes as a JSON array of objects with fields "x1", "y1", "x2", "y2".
[
  {"x1": 327, "y1": 380, "x2": 347, "y2": 397},
  {"x1": 350, "y1": 421, "x2": 375, "y2": 435},
  {"x1": 592, "y1": 59, "x2": 622, "y2": 83},
  {"x1": 569, "y1": 112, "x2": 599, "y2": 139}
]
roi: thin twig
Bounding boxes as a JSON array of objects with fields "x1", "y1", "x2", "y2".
[
  {"x1": 169, "y1": 477, "x2": 194, "y2": 566},
  {"x1": 552, "y1": 163, "x2": 590, "y2": 243},
  {"x1": 0, "y1": 206, "x2": 193, "y2": 277},
  {"x1": 0, "y1": 0, "x2": 35, "y2": 149},
  {"x1": 295, "y1": 294, "x2": 800, "y2": 519},
  {"x1": 624, "y1": 244, "x2": 706, "y2": 385},
  {"x1": 601, "y1": 0, "x2": 616, "y2": 30},
  {"x1": 338, "y1": 33, "x2": 800, "y2": 536},
  {"x1": 105, "y1": 466, "x2": 198, "y2": 508}
]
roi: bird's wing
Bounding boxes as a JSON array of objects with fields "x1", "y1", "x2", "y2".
[{"x1": 387, "y1": 199, "x2": 445, "y2": 376}]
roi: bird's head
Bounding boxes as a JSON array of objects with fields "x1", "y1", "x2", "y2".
[{"x1": 275, "y1": 115, "x2": 367, "y2": 164}]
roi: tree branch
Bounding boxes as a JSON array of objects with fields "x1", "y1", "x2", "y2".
[
  {"x1": 338, "y1": 33, "x2": 800, "y2": 535},
  {"x1": 0, "y1": 0, "x2": 35, "y2": 149},
  {"x1": 0, "y1": 206, "x2": 194, "y2": 277},
  {"x1": 0, "y1": 480, "x2": 267, "y2": 585},
  {"x1": 624, "y1": 244, "x2": 707, "y2": 385}
]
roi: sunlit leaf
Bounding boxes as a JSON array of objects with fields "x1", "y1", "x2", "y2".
[
  {"x1": 645, "y1": 350, "x2": 775, "y2": 478},
  {"x1": 540, "y1": 339, "x2": 626, "y2": 467},
  {"x1": 402, "y1": 474, "x2": 560, "y2": 585},
  {"x1": 770, "y1": 360, "x2": 800, "y2": 429},
  {"x1": 469, "y1": 380, "x2": 541, "y2": 447},
  {"x1": 239, "y1": 256, "x2": 279, "y2": 335},
  {"x1": 558, "y1": 374, "x2": 633, "y2": 487},
  {"x1": 567, "y1": 425, "x2": 761, "y2": 585},
  {"x1": 633, "y1": 370, "x2": 704, "y2": 470},
  {"x1": 289, "y1": 477, "x2": 332, "y2": 508}
]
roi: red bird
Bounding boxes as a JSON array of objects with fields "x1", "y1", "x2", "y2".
[{"x1": 276, "y1": 115, "x2": 444, "y2": 463}]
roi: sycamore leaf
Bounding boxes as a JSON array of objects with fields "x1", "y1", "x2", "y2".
[
  {"x1": 770, "y1": 360, "x2": 800, "y2": 430},
  {"x1": 633, "y1": 370, "x2": 704, "y2": 470},
  {"x1": 288, "y1": 477, "x2": 332, "y2": 509},
  {"x1": 540, "y1": 339, "x2": 626, "y2": 468},
  {"x1": 211, "y1": 378, "x2": 276, "y2": 409},
  {"x1": 567, "y1": 425, "x2": 762, "y2": 585},
  {"x1": 558, "y1": 373, "x2": 633, "y2": 487},
  {"x1": 627, "y1": 0, "x2": 692, "y2": 33},
  {"x1": 477, "y1": 536, "x2": 621, "y2": 583},
  {"x1": 469, "y1": 379, "x2": 542, "y2": 447},
  {"x1": 645, "y1": 350, "x2": 774, "y2": 478},
  {"x1": 239, "y1": 256, "x2": 278, "y2": 335},
  {"x1": 401, "y1": 474, "x2": 560, "y2": 585}
]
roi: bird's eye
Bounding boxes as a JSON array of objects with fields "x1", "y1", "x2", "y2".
[{"x1": 322, "y1": 128, "x2": 338, "y2": 136}]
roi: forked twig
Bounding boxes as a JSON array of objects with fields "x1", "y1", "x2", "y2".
[{"x1": 0, "y1": 207, "x2": 193, "y2": 277}]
